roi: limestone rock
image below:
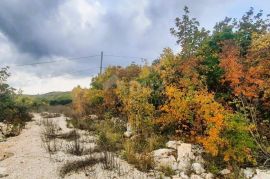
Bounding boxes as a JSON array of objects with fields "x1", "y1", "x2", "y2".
[
  {"x1": 177, "y1": 158, "x2": 192, "y2": 172},
  {"x1": 124, "y1": 131, "x2": 132, "y2": 138},
  {"x1": 124, "y1": 123, "x2": 133, "y2": 138},
  {"x1": 240, "y1": 168, "x2": 255, "y2": 179},
  {"x1": 177, "y1": 143, "x2": 194, "y2": 171},
  {"x1": 166, "y1": 140, "x2": 182, "y2": 150},
  {"x1": 191, "y1": 163, "x2": 205, "y2": 175},
  {"x1": 190, "y1": 174, "x2": 203, "y2": 179},
  {"x1": 252, "y1": 169, "x2": 270, "y2": 179},
  {"x1": 153, "y1": 148, "x2": 177, "y2": 170},
  {"x1": 177, "y1": 143, "x2": 193, "y2": 160},
  {"x1": 219, "y1": 169, "x2": 231, "y2": 175},
  {"x1": 179, "y1": 172, "x2": 189, "y2": 179},
  {"x1": 204, "y1": 173, "x2": 214, "y2": 179}
]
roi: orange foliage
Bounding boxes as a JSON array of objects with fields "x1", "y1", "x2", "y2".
[
  {"x1": 220, "y1": 40, "x2": 264, "y2": 98},
  {"x1": 194, "y1": 91, "x2": 226, "y2": 156},
  {"x1": 248, "y1": 33, "x2": 270, "y2": 101},
  {"x1": 158, "y1": 85, "x2": 226, "y2": 156},
  {"x1": 178, "y1": 57, "x2": 203, "y2": 90},
  {"x1": 71, "y1": 86, "x2": 89, "y2": 116}
]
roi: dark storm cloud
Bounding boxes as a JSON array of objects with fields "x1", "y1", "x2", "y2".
[
  {"x1": 0, "y1": 0, "x2": 193, "y2": 64},
  {"x1": 0, "y1": 0, "x2": 269, "y2": 94},
  {"x1": 0, "y1": 0, "x2": 63, "y2": 57},
  {"x1": 0, "y1": 0, "x2": 269, "y2": 77}
]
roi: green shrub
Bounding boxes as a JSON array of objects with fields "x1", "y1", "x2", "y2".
[
  {"x1": 122, "y1": 138, "x2": 154, "y2": 172},
  {"x1": 204, "y1": 154, "x2": 225, "y2": 175},
  {"x1": 159, "y1": 165, "x2": 176, "y2": 177},
  {"x1": 96, "y1": 120, "x2": 125, "y2": 152},
  {"x1": 222, "y1": 113, "x2": 257, "y2": 165},
  {"x1": 0, "y1": 67, "x2": 32, "y2": 136},
  {"x1": 68, "y1": 118, "x2": 96, "y2": 131},
  {"x1": 147, "y1": 134, "x2": 167, "y2": 151}
]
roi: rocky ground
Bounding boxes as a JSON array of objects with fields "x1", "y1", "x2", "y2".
[
  {"x1": 0, "y1": 114, "x2": 60, "y2": 178},
  {"x1": 0, "y1": 113, "x2": 270, "y2": 179},
  {"x1": 0, "y1": 114, "x2": 160, "y2": 179}
]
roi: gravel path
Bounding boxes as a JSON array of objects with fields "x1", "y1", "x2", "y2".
[
  {"x1": 0, "y1": 114, "x2": 61, "y2": 179},
  {"x1": 0, "y1": 114, "x2": 159, "y2": 179}
]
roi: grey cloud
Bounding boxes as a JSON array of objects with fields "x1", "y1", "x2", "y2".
[
  {"x1": 0, "y1": 0, "x2": 63, "y2": 57},
  {"x1": 0, "y1": 0, "x2": 269, "y2": 79},
  {"x1": 0, "y1": 0, "x2": 269, "y2": 94},
  {"x1": 0, "y1": 0, "x2": 185, "y2": 64}
]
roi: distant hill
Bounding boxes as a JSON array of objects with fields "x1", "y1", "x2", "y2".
[{"x1": 26, "y1": 91, "x2": 72, "y2": 106}]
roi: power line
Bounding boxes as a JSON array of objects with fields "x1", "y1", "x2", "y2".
[
  {"x1": 103, "y1": 54, "x2": 148, "y2": 60},
  {"x1": 3, "y1": 52, "x2": 154, "y2": 80},
  {"x1": 5, "y1": 53, "x2": 151, "y2": 68},
  {"x1": 22, "y1": 67, "x2": 100, "y2": 85},
  {"x1": 13, "y1": 54, "x2": 100, "y2": 67},
  {"x1": 41, "y1": 66, "x2": 100, "y2": 78}
]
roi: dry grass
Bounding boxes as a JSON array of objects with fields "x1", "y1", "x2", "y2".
[
  {"x1": 65, "y1": 130, "x2": 85, "y2": 156},
  {"x1": 40, "y1": 118, "x2": 61, "y2": 154},
  {"x1": 39, "y1": 115, "x2": 125, "y2": 177},
  {"x1": 41, "y1": 136, "x2": 60, "y2": 154},
  {"x1": 41, "y1": 118, "x2": 59, "y2": 139},
  {"x1": 41, "y1": 112, "x2": 61, "y2": 118},
  {"x1": 39, "y1": 105, "x2": 73, "y2": 117},
  {"x1": 57, "y1": 130, "x2": 79, "y2": 141},
  {"x1": 101, "y1": 151, "x2": 120, "y2": 171},
  {"x1": 59, "y1": 157, "x2": 102, "y2": 178}
]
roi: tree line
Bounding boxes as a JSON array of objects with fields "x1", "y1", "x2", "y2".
[{"x1": 71, "y1": 7, "x2": 270, "y2": 170}]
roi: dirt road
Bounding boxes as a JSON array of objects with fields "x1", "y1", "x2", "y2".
[
  {"x1": 0, "y1": 114, "x2": 158, "y2": 179},
  {"x1": 0, "y1": 114, "x2": 60, "y2": 179}
]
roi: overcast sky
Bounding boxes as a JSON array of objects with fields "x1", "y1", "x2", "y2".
[{"x1": 0, "y1": 0, "x2": 269, "y2": 94}]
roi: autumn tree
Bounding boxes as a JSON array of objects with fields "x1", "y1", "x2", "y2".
[
  {"x1": 71, "y1": 86, "x2": 89, "y2": 116},
  {"x1": 197, "y1": 8, "x2": 269, "y2": 94},
  {"x1": 248, "y1": 33, "x2": 270, "y2": 102},
  {"x1": 197, "y1": 22, "x2": 236, "y2": 93},
  {"x1": 170, "y1": 6, "x2": 209, "y2": 58},
  {"x1": 68, "y1": 6, "x2": 270, "y2": 168},
  {"x1": 219, "y1": 36, "x2": 270, "y2": 163},
  {"x1": 157, "y1": 84, "x2": 255, "y2": 164},
  {"x1": 117, "y1": 80, "x2": 154, "y2": 135},
  {"x1": 155, "y1": 48, "x2": 180, "y2": 86}
]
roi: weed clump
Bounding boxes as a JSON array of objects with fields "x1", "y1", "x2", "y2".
[
  {"x1": 40, "y1": 118, "x2": 61, "y2": 154},
  {"x1": 59, "y1": 157, "x2": 101, "y2": 178},
  {"x1": 65, "y1": 130, "x2": 85, "y2": 156}
]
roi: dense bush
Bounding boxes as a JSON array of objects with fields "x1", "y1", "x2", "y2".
[
  {"x1": 0, "y1": 67, "x2": 32, "y2": 134},
  {"x1": 70, "y1": 6, "x2": 270, "y2": 171}
]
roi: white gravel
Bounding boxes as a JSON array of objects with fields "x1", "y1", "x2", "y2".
[
  {"x1": 0, "y1": 113, "x2": 61, "y2": 179},
  {"x1": 0, "y1": 114, "x2": 163, "y2": 179}
]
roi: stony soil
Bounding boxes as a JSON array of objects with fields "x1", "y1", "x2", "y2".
[
  {"x1": 0, "y1": 114, "x2": 60, "y2": 179},
  {"x1": 0, "y1": 114, "x2": 159, "y2": 179}
]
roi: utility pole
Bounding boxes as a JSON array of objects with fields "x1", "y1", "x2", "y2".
[{"x1": 100, "y1": 51, "x2": 103, "y2": 75}]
